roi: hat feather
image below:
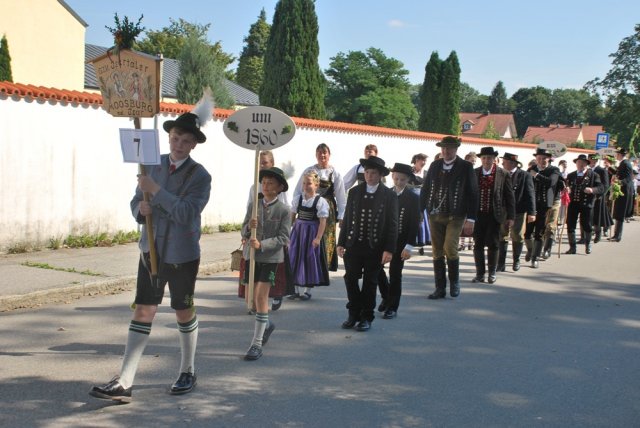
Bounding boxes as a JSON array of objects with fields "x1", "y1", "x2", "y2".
[{"x1": 190, "y1": 87, "x2": 215, "y2": 128}]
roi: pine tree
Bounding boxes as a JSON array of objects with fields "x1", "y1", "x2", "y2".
[
  {"x1": 261, "y1": 0, "x2": 325, "y2": 118},
  {"x1": 236, "y1": 9, "x2": 270, "y2": 94},
  {"x1": 176, "y1": 34, "x2": 234, "y2": 108},
  {"x1": 418, "y1": 51, "x2": 442, "y2": 132},
  {"x1": 0, "y1": 35, "x2": 13, "y2": 82},
  {"x1": 439, "y1": 51, "x2": 461, "y2": 135},
  {"x1": 488, "y1": 81, "x2": 509, "y2": 113}
]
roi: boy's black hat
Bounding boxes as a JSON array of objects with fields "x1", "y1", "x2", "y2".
[
  {"x1": 259, "y1": 167, "x2": 289, "y2": 192},
  {"x1": 360, "y1": 155, "x2": 390, "y2": 176},
  {"x1": 163, "y1": 113, "x2": 207, "y2": 143},
  {"x1": 390, "y1": 162, "x2": 414, "y2": 177}
]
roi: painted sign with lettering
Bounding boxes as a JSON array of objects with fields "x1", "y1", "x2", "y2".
[
  {"x1": 89, "y1": 49, "x2": 161, "y2": 117},
  {"x1": 223, "y1": 106, "x2": 296, "y2": 150},
  {"x1": 538, "y1": 141, "x2": 567, "y2": 158}
]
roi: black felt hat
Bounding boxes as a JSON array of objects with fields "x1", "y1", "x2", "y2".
[
  {"x1": 501, "y1": 152, "x2": 522, "y2": 168},
  {"x1": 533, "y1": 148, "x2": 553, "y2": 158},
  {"x1": 573, "y1": 154, "x2": 589, "y2": 164},
  {"x1": 360, "y1": 155, "x2": 390, "y2": 176},
  {"x1": 259, "y1": 167, "x2": 289, "y2": 192},
  {"x1": 436, "y1": 136, "x2": 461, "y2": 148},
  {"x1": 390, "y1": 162, "x2": 414, "y2": 177},
  {"x1": 163, "y1": 112, "x2": 207, "y2": 143},
  {"x1": 479, "y1": 146, "x2": 499, "y2": 157},
  {"x1": 588, "y1": 153, "x2": 600, "y2": 160}
]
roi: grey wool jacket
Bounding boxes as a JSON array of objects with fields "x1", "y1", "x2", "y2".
[
  {"x1": 241, "y1": 197, "x2": 291, "y2": 263},
  {"x1": 131, "y1": 154, "x2": 212, "y2": 264}
]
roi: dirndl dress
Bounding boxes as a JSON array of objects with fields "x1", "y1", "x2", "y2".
[
  {"x1": 288, "y1": 195, "x2": 330, "y2": 287},
  {"x1": 319, "y1": 174, "x2": 339, "y2": 271}
]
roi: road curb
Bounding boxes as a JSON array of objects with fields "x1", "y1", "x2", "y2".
[{"x1": 0, "y1": 260, "x2": 231, "y2": 312}]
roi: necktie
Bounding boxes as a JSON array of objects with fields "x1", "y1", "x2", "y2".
[{"x1": 169, "y1": 164, "x2": 176, "y2": 174}]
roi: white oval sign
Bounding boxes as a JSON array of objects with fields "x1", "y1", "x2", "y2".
[
  {"x1": 223, "y1": 106, "x2": 296, "y2": 150},
  {"x1": 538, "y1": 141, "x2": 567, "y2": 158},
  {"x1": 596, "y1": 147, "x2": 617, "y2": 156}
]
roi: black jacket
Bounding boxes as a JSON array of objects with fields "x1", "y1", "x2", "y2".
[
  {"x1": 421, "y1": 157, "x2": 479, "y2": 220},
  {"x1": 338, "y1": 182, "x2": 399, "y2": 253},
  {"x1": 394, "y1": 189, "x2": 420, "y2": 250},
  {"x1": 528, "y1": 165, "x2": 561, "y2": 209},
  {"x1": 474, "y1": 166, "x2": 516, "y2": 224},
  {"x1": 566, "y1": 169, "x2": 604, "y2": 209},
  {"x1": 510, "y1": 168, "x2": 536, "y2": 215}
]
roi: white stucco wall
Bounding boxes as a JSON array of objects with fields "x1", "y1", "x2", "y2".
[{"x1": 0, "y1": 93, "x2": 582, "y2": 250}]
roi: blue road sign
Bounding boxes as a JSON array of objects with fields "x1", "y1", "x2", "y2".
[{"x1": 595, "y1": 132, "x2": 610, "y2": 150}]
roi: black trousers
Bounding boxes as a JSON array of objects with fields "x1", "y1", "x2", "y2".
[
  {"x1": 566, "y1": 202, "x2": 593, "y2": 234},
  {"x1": 525, "y1": 206, "x2": 549, "y2": 241},
  {"x1": 473, "y1": 212, "x2": 500, "y2": 251},
  {"x1": 378, "y1": 248, "x2": 405, "y2": 311},
  {"x1": 343, "y1": 243, "x2": 383, "y2": 322}
]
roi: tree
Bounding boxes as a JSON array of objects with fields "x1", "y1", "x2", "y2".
[
  {"x1": 176, "y1": 34, "x2": 234, "y2": 108},
  {"x1": 460, "y1": 82, "x2": 489, "y2": 113},
  {"x1": 548, "y1": 89, "x2": 589, "y2": 125},
  {"x1": 135, "y1": 18, "x2": 234, "y2": 77},
  {"x1": 418, "y1": 51, "x2": 442, "y2": 131},
  {"x1": 324, "y1": 47, "x2": 418, "y2": 129},
  {"x1": 603, "y1": 91, "x2": 640, "y2": 150},
  {"x1": 438, "y1": 51, "x2": 461, "y2": 135},
  {"x1": 511, "y1": 86, "x2": 552, "y2": 137},
  {"x1": 418, "y1": 51, "x2": 461, "y2": 134},
  {"x1": 261, "y1": 0, "x2": 325, "y2": 119},
  {"x1": 481, "y1": 121, "x2": 501, "y2": 140},
  {"x1": 0, "y1": 34, "x2": 12, "y2": 82},
  {"x1": 585, "y1": 23, "x2": 640, "y2": 150},
  {"x1": 236, "y1": 9, "x2": 270, "y2": 93},
  {"x1": 488, "y1": 81, "x2": 508, "y2": 113}
]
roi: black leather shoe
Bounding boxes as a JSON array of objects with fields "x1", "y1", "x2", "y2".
[
  {"x1": 271, "y1": 298, "x2": 282, "y2": 311},
  {"x1": 244, "y1": 345, "x2": 263, "y2": 361},
  {"x1": 262, "y1": 322, "x2": 275, "y2": 346},
  {"x1": 472, "y1": 275, "x2": 485, "y2": 283},
  {"x1": 487, "y1": 274, "x2": 497, "y2": 284},
  {"x1": 428, "y1": 289, "x2": 446, "y2": 300},
  {"x1": 170, "y1": 372, "x2": 197, "y2": 395},
  {"x1": 355, "y1": 320, "x2": 371, "y2": 331},
  {"x1": 565, "y1": 248, "x2": 576, "y2": 254},
  {"x1": 383, "y1": 310, "x2": 397, "y2": 319},
  {"x1": 585, "y1": 244, "x2": 592, "y2": 254},
  {"x1": 377, "y1": 299, "x2": 388, "y2": 313},
  {"x1": 513, "y1": 260, "x2": 520, "y2": 271},
  {"x1": 89, "y1": 376, "x2": 132, "y2": 403},
  {"x1": 341, "y1": 316, "x2": 358, "y2": 329}
]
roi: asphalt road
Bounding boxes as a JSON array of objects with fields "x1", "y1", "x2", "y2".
[{"x1": 1, "y1": 222, "x2": 639, "y2": 427}]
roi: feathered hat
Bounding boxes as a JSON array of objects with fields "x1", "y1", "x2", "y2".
[{"x1": 163, "y1": 87, "x2": 215, "y2": 143}]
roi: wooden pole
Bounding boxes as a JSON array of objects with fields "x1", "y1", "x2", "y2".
[
  {"x1": 247, "y1": 150, "x2": 261, "y2": 310},
  {"x1": 134, "y1": 117, "x2": 158, "y2": 276}
]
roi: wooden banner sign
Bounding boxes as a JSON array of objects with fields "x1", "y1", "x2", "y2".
[
  {"x1": 538, "y1": 141, "x2": 567, "y2": 158},
  {"x1": 89, "y1": 49, "x2": 161, "y2": 118},
  {"x1": 223, "y1": 106, "x2": 296, "y2": 150}
]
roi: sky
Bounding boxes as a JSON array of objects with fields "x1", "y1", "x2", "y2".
[{"x1": 65, "y1": 0, "x2": 640, "y2": 96}]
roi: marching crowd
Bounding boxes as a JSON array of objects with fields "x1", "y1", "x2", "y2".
[{"x1": 89, "y1": 109, "x2": 638, "y2": 403}]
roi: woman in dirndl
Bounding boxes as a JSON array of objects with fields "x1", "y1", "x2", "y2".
[
  {"x1": 410, "y1": 153, "x2": 431, "y2": 254},
  {"x1": 293, "y1": 143, "x2": 346, "y2": 272},
  {"x1": 238, "y1": 150, "x2": 294, "y2": 311},
  {"x1": 288, "y1": 171, "x2": 330, "y2": 300}
]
